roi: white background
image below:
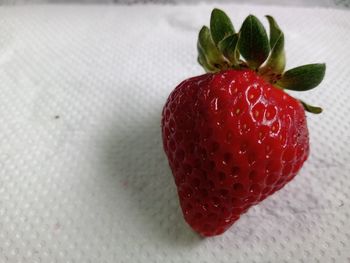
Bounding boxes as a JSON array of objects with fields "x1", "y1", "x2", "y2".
[
  {"x1": 0, "y1": 0, "x2": 349, "y2": 8},
  {"x1": 0, "y1": 3, "x2": 349, "y2": 263}
]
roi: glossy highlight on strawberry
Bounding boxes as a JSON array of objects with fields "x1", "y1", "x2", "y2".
[{"x1": 161, "y1": 9, "x2": 325, "y2": 236}]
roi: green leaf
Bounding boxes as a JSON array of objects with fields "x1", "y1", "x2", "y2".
[
  {"x1": 266, "y1": 33, "x2": 285, "y2": 74},
  {"x1": 197, "y1": 26, "x2": 228, "y2": 71},
  {"x1": 237, "y1": 15, "x2": 270, "y2": 69},
  {"x1": 260, "y1": 15, "x2": 286, "y2": 75},
  {"x1": 266, "y1": 15, "x2": 282, "y2": 48},
  {"x1": 197, "y1": 46, "x2": 216, "y2": 72},
  {"x1": 277, "y1": 63, "x2": 326, "y2": 91},
  {"x1": 260, "y1": 35, "x2": 285, "y2": 77},
  {"x1": 217, "y1": 33, "x2": 239, "y2": 66},
  {"x1": 300, "y1": 100, "x2": 323, "y2": 114},
  {"x1": 210, "y1": 8, "x2": 235, "y2": 45}
]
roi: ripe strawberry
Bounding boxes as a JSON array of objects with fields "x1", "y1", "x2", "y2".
[{"x1": 161, "y1": 9, "x2": 326, "y2": 237}]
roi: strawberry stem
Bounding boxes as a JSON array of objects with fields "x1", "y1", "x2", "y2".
[{"x1": 197, "y1": 8, "x2": 326, "y2": 114}]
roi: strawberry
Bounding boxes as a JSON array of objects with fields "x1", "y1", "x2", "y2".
[{"x1": 161, "y1": 9, "x2": 326, "y2": 237}]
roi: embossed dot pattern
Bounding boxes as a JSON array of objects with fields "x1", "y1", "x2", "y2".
[{"x1": 0, "y1": 4, "x2": 350, "y2": 263}]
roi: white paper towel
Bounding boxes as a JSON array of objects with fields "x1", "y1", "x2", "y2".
[{"x1": 0, "y1": 4, "x2": 349, "y2": 263}]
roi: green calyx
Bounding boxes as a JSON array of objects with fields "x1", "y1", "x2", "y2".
[{"x1": 197, "y1": 8, "x2": 326, "y2": 114}]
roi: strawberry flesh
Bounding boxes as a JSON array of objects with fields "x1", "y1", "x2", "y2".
[{"x1": 161, "y1": 69, "x2": 309, "y2": 236}]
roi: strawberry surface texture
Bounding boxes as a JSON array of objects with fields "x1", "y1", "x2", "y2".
[{"x1": 161, "y1": 9, "x2": 325, "y2": 236}]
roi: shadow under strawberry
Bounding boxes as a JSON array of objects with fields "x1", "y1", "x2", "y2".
[{"x1": 101, "y1": 111, "x2": 201, "y2": 247}]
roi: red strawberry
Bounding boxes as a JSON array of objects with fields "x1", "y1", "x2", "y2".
[{"x1": 161, "y1": 9, "x2": 325, "y2": 236}]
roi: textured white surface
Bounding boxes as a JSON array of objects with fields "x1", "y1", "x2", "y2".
[
  {"x1": 0, "y1": 4, "x2": 349, "y2": 263},
  {"x1": 1, "y1": 0, "x2": 350, "y2": 9}
]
